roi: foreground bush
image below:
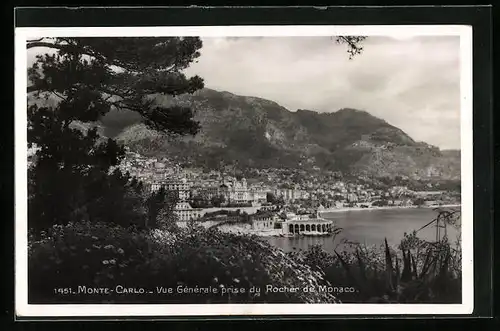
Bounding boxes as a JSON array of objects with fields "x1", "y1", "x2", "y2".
[
  {"x1": 299, "y1": 231, "x2": 462, "y2": 303},
  {"x1": 28, "y1": 221, "x2": 338, "y2": 304}
]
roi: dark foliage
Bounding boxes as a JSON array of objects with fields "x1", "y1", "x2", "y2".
[
  {"x1": 28, "y1": 222, "x2": 338, "y2": 304},
  {"x1": 300, "y1": 210, "x2": 462, "y2": 303},
  {"x1": 27, "y1": 37, "x2": 204, "y2": 230}
]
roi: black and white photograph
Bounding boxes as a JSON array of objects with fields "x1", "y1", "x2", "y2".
[{"x1": 15, "y1": 24, "x2": 473, "y2": 317}]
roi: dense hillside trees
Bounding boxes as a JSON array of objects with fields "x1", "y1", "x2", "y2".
[
  {"x1": 27, "y1": 37, "x2": 204, "y2": 231},
  {"x1": 24, "y1": 34, "x2": 374, "y2": 236}
]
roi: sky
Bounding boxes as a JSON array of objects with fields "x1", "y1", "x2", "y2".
[
  {"x1": 183, "y1": 36, "x2": 461, "y2": 150},
  {"x1": 26, "y1": 35, "x2": 462, "y2": 150}
]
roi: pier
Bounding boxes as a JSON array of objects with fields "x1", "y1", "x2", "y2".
[{"x1": 282, "y1": 218, "x2": 334, "y2": 235}]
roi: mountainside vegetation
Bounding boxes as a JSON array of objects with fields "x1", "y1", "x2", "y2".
[
  {"x1": 104, "y1": 88, "x2": 460, "y2": 180},
  {"x1": 27, "y1": 37, "x2": 204, "y2": 231}
]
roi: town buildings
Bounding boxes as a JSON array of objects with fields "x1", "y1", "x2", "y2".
[
  {"x1": 250, "y1": 211, "x2": 279, "y2": 230},
  {"x1": 164, "y1": 178, "x2": 191, "y2": 201},
  {"x1": 214, "y1": 178, "x2": 268, "y2": 205},
  {"x1": 115, "y1": 150, "x2": 460, "y2": 218},
  {"x1": 173, "y1": 202, "x2": 203, "y2": 221},
  {"x1": 191, "y1": 184, "x2": 220, "y2": 200},
  {"x1": 274, "y1": 188, "x2": 307, "y2": 202},
  {"x1": 280, "y1": 212, "x2": 334, "y2": 236}
]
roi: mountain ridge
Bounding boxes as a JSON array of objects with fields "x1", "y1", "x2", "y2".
[
  {"x1": 27, "y1": 88, "x2": 461, "y2": 180},
  {"x1": 110, "y1": 88, "x2": 460, "y2": 180}
]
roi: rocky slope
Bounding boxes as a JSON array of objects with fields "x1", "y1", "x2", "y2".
[
  {"x1": 109, "y1": 88, "x2": 460, "y2": 180},
  {"x1": 27, "y1": 88, "x2": 461, "y2": 180}
]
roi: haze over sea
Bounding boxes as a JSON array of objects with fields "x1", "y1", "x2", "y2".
[{"x1": 265, "y1": 207, "x2": 461, "y2": 253}]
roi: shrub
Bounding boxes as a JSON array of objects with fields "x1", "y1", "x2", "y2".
[
  {"x1": 28, "y1": 221, "x2": 156, "y2": 303},
  {"x1": 28, "y1": 221, "x2": 338, "y2": 304},
  {"x1": 299, "y1": 211, "x2": 462, "y2": 303}
]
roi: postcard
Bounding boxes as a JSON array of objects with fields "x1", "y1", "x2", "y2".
[{"x1": 15, "y1": 23, "x2": 473, "y2": 317}]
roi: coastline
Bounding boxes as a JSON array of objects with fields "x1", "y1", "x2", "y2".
[
  {"x1": 211, "y1": 204, "x2": 461, "y2": 238},
  {"x1": 216, "y1": 223, "x2": 283, "y2": 237},
  {"x1": 318, "y1": 204, "x2": 461, "y2": 214}
]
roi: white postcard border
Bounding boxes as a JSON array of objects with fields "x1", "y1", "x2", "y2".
[{"x1": 15, "y1": 24, "x2": 474, "y2": 317}]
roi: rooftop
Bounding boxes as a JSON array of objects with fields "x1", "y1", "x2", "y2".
[{"x1": 284, "y1": 218, "x2": 333, "y2": 224}]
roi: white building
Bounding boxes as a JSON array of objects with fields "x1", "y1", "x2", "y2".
[
  {"x1": 219, "y1": 178, "x2": 268, "y2": 205},
  {"x1": 274, "y1": 189, "x2": 304, "y2": 202},
  {"x1": 347, "y1": 193, "x2": 359, "y2": 202},
  {"x1": 248, "y1": 187, "x2": 268, "y2": 204},
  {"x1": 148, "y1": 177, "x2": 192, "y2": 201},
  {"x1": 150, "y1": 182, "x2": 163, "y2": 192},
  {"x1": 228, "y1": 178, "x2": 249, "y2": 202},
  {"x1": 164, "y1": 178, "x2": 192, "y2": 201},
  {"x1": 251, "y1": 212, "x2": 279, "y2": 230},
  {"x1": 173, "y1": 202, "x2": 202, "y2": 221},
  {"x1": 282, "y1": 218, "x2": 334, "y2": 235}
]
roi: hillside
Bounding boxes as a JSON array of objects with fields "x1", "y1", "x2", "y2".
[
  {"x1": 27, "y1": 88, "x2": 461, "y2": 180},
  {"x1": 109, "y1": 88, "x2": 460, "y2": 180}
]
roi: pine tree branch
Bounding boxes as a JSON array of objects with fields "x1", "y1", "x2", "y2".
[
  {"x1": 27, "y1": 41, "x2": 98, "y2": 60},
  {"x1": 110, "y1": 101, "x2": 143, "y2": 113},
  {"x1": 27, "y1": 41, "x2": 65, "y2": 50},
  {"x1": 27, "y1": 38, "x2": 45, "y2": 43},
  {"x1": 51, "y1": 91, "x2": 66, "y2": 101}
]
